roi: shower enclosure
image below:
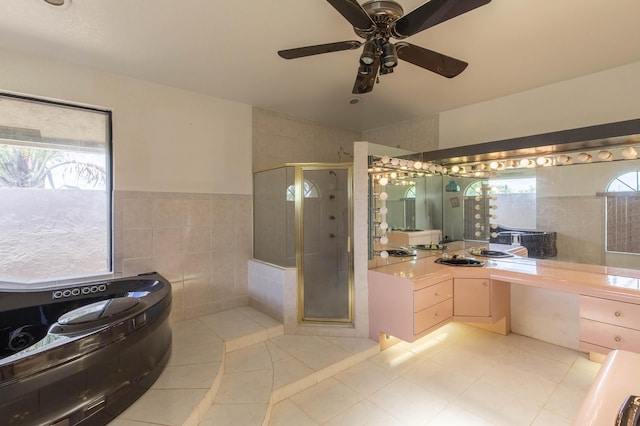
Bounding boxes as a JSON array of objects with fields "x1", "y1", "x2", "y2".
[{"x1": 253, "y1": 163, "x2": 353, "y2": 324}]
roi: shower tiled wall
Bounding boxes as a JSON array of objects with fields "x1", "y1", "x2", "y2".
[{"x1": 113, "y1": 190, "x2": 252, "y2": 322}]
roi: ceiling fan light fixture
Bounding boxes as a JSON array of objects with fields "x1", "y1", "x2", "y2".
[
  {"x1": 381, "y1": 42, "x2": 398, "y2": 68},
  {"x1": 360, "y1": 41, "x2": 376, "y2": 65},
  {"x1": 358, "y1": 64, "x2": 372, "y2": 75}
]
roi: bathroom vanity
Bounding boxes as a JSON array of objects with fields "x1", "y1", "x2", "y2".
[{"x1": 368, "y1": 242, "x2": 640, "y2": 359}]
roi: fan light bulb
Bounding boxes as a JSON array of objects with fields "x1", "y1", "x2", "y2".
[
  {"x1": 360, "y1": 42, "x2": 376, "y2": 65},
  {"x1": 381, "y1": 42, "x2": 398, "y2": 68}
]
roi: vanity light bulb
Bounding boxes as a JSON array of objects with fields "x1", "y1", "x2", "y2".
[
  {"x1": 475, "y1": 213, "x2": 482, "y2": 220},
  {"x1": 491, "y1": 232, "x2": 498, "y2": 238},
  {"x1": 598, "y1": 151, "x2": 613, "y2": 161},
  {"x1": 379, "y1": 177, "x2": 388, "y2": 186},
  {"x1": 505, "y1": 159, "x2": 515, "y2": 168},
  {"x1": 475, "y1": 196, "x2": 481, "y2": 202},
  {"x1": 475, "y1": 204, "x2": 481, "y2": 210},
  {"x1": 398, "y1": 159, "x2": 407, "y2": 167},
  {"x1": 622, "y1": 146, "x2": 638, "y2": 159},
  {"x1": 390, "y1": 158, "x2": 399, "y2": 166},
  {"x1": 380, "y1": 250, "x2": 389, "y2": 259},
  {"x1": 476, "y1": 163, "x2": 486, "y2": 171},
  {"x1": 489, "y1": 161, "x2": 499, "y2": 170},
  {"x1": 380, "y1": 222, "x2": 388, "y2": 230},
  {"x1": 536, "y1": 157, "x2": 547, "y2": 166},
  {"x1": 379, "y1": 192, "x2": 388, "y2": 200},
  {"x1": 519, "y1": 158, "x2": 530, "y2": 167},
  {"x1": 577, "y1": 153, "x2": 592, "y2": 162},
  {"x1": 379, "y1": 206, "x2": 388, "y2": 215},
  {"x1": 379, "y1": 235, "x2": 388, "y2": 245},
  {"x1": 490, "y1": 195, "x2": 497, "y2": 200},
  {"x1": 435, "y1": 165, "x2": 443, "y2": 173},
  {"x1": 475, "y1": 222, "x2": 481, "y2": 229},
  {"x1": 413, "y1": 161, "x2": 422, "y2": 170},
  {"x1": 490, "y1": 205, "x2": 498, "y2": 210},
  {"x1": 490, "y1": 223, "x2": 498, "y2": 229},
  {"x1": 381, "y1": 155, "x2": 390, "y2": 164},
  {"x1": 491, "y1": 186, "x2": 498, "y2": 193},
  {"x1": 556, "y1": 154, "x2": 570, "y2": 165},
  {"x1": 451, "y1": 165, "x2": 460, "y2": 173},
  {"x1": 390, "y1": 172, "x2": 397, "y2": 179},
  {"x1": 428, "y1": 164, "x2": 436, "y2": 173},
  {"x1": 422, "y1": 163, "x2": 429, "y2": 170},
  {"x1": 475, "y1": 231, "x2": 482, "y2": 237}
]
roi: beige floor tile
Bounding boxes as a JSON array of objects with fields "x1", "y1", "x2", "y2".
[
  {"x1": 272, "y1": 355, "x2": 315, "y2": 390},
  {"x1": 501, "y1": 347, "x2": 573, "y2": 383},
  {"x1": 531, "y1": 409, "x2": 573, "y2": 426},
  {"x1": 290, "y1": 377, "x2": 364, "y2": 424},
  {"x1": 427, "y1": 402, "x2": 496, "y2": 426},
  {"x1": 200, "y1": 403, "x2": 268, "y2": 426},
  {"x1": 198, "y1": 309, "x2": 265, "y2": 340},
  {"x1": 214, "y1": 370, "x2": 273, "y2": 404},
  {"x1": 480, "y1": 362, "x2": 558, "y2": 408},
  {"x1": 236, "y1": 305, "x2": 282, "y2": 328},
  {"x1": 367, "y1": 344, "x2": 424, "y2": 375},
  {"x1": 366, "y1": 377, "x2": 448, "y2": 425},
  {"x1": 269, "y1": 399, "x2": 319, "y2": 426},
  {"x1": 270, "y1": 335, "x2": 353, "y2": 371},
  {"x1": 560, "y1": 355, "x2": 601, "y2": 391},
  {"x1": 168, "y1": 340, "x2": 224, "y2": 366},
  {"x1": 456, "y1": 378, "x2": 542, "y2": 426},
  {"x1": 118, "y1": 388, "x2": 207, "y2": 425},
  {"x1": 334, "y1": 359, "x2": 398, "y2": 398},
  {"x1": 401, "y1": 357, "x2": 478, "y2": 402},
  {"x1": 152, "y1": 362, "x2": 221, "y2": 389},
  {"x1": 224, "y1": 341, "x2": 273, "y2": 372},
  {"x1": 323, "y1": 399, "x2": 404, "y2": 426},
  {"x1": 429, "y1": 344, "x2": 497, "y2": 378},
  {"x1": 544, "y1": 383, "x2": 590, "y2": 421},
  {"x1": 322, "y1": 335, "x2": 378, "y2": 354}
]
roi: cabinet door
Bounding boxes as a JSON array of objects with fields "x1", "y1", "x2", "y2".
[{"x1": 454, "y1": 278, "x2": 491, "y2": 317}]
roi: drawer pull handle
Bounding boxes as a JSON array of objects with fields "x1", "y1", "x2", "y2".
[
  {"x1": 615, "y1": 336, "x2": 622, "y2": 342},
  {"x1": 615, "y1": 311, "x2": 622, "y2": 317}
]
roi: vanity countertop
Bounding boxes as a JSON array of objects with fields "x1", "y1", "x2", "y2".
[{"x1": 369, "y1": 242, "x2": 640, "y2": 303}]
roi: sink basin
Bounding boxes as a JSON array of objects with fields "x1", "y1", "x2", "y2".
[
  {"x1": 385, "y1": 249, "x2": 416, "y2": 257},
  {"x1": 413, "y1": 244, "x2": 448, "y2": 251},
  {"x1": 435, "y1": 257, "x2": 484, "y2": 267},
  {"x1": 469, "y1": 249, "x2": 513, "y2": 258}
]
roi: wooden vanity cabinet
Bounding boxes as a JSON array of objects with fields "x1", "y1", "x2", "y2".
[
  {"x1": 368, "y1": 270, "x2": 453, "y2": 342},
  {"x1": 453, "y1": 278, "x2": 511, "y2": 334},
  {"x1": 579, "y1": 295, "x2": 640, "y2": 355}
]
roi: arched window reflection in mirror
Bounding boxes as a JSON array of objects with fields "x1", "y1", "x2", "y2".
[
  {"x1": 286, "y1": 179, "x2": 319, "y2": 201},
  {"x1": 605, "y1": 170, "x2": 640, "y2": 254}
]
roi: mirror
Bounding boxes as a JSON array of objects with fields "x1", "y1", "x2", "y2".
[{"x1": 368, "y1": 120, "x2": 640, "y2": 271}]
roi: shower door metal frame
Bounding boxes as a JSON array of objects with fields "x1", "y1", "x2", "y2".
[{"x1": 294, "y1": 163, "x2": 354, "y2": 325}]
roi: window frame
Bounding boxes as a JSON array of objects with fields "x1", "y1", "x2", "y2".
[{"x1": 0, "y1": 92, "x2": 113, "y2": 284}]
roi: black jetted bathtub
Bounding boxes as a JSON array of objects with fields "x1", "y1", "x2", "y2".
[{"x1": 0, "y1": 272, "x2": 172, "y2": 426}]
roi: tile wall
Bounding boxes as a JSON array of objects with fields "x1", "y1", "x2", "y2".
[{"x1": 113, "y1": 190, "x2": 252, "y2": 322}]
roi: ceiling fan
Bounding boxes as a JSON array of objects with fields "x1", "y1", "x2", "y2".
[{"x1": 278, "y1": 0, "x2": 490, "y2": 94}]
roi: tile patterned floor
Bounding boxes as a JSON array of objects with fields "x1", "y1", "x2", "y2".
[{"x1": 111, "y1": 307, "x2": 601, "y2": 426}]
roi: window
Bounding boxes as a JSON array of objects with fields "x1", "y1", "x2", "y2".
[
  {"x1": 286, "y1": 179, "x2": 319, "y2": 201},
  {"x1": 0, "y1": 93, "x2": 112, "y2": 283},
  {"x1": 605, "y1": 171, "x2": 640, "y2": 254},
  {"x1": 404, "y1": 185, "x2": 416, "y2": 199}
]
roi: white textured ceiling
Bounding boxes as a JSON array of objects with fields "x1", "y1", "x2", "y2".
[{"x1": 1, "y1": 0, "x2": 640, "y2": 131}]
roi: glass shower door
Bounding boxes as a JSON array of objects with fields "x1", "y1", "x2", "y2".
[{"x1": 296, "y1": 165, "x2": 353, "y2": 323}]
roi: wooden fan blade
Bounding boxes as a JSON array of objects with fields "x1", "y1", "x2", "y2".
[
  {"x1": 352, "y1": 57, "x2": 380, "y2": 94},
  {"x1": 392, "y1": 0, "x2": 490, "y2": 38},
  {"x1": 396, "y1": 43, "x2": 468, "y2": 78},
  {"x1": 278, "y1": 41, "x2": 362, "y2": 59},
  {"x1": 326, "y1": 0, "x2": 375, "y2": 31}
]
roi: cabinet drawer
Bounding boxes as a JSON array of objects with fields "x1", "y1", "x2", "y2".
[
  {"x1": 580, "y1": 318, "x2": 640, "y2": 353},
  {"x1": 414, "y1": 279, "x2": 453, "y2": 312},
  {"x1": 580, "y1": 296, "x2": 640, "y2": 329},
  {"x1": 415, "y1": 298, "x2": 453, "y2": 334}
]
